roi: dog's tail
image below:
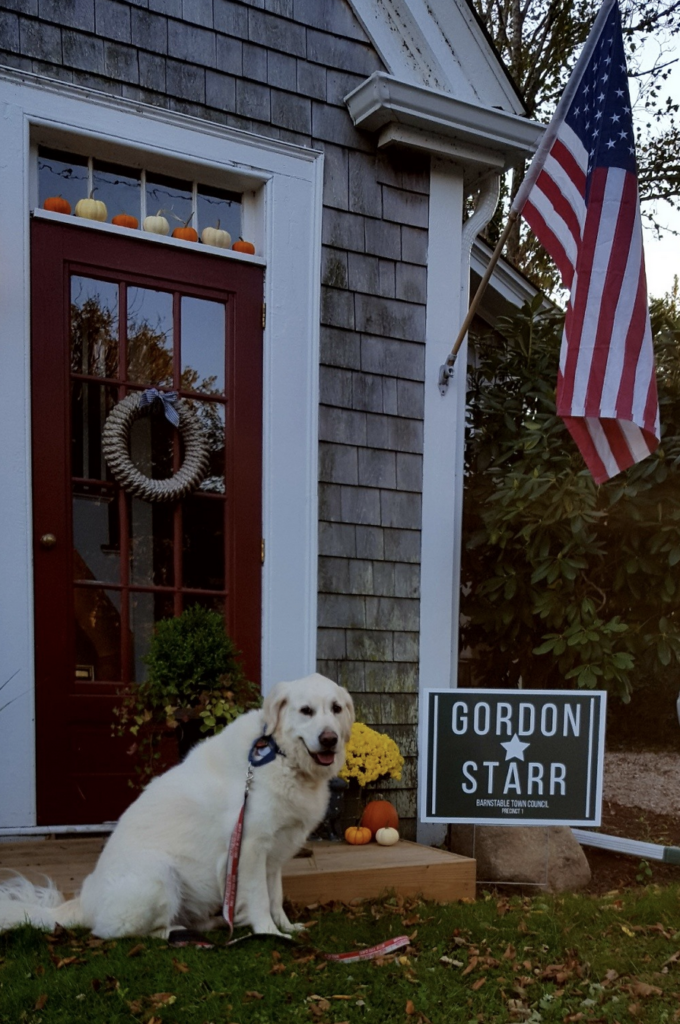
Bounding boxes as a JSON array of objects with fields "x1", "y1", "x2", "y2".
[{"x1": 0, "y1": 873, "x2": 83, "y2": 931}]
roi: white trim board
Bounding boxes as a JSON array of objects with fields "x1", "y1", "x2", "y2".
[
  {"x1": 0, "y1": 68, "x2": 323, "y2": 829},
  {"x1": 573, "y1": 829, "x2": 680, "y2": 865}
]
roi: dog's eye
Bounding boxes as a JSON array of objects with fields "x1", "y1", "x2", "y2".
[
  {"x1": 300, "y1": 705, "x2": 314, "y2": 716},
  {"x1": 332, "y1": 703, "x2": 342, "y2": 714}
]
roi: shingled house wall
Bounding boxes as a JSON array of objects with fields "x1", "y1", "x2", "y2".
[{"x1": 1, "y1": 0, "x2": 428, "y2": 837}]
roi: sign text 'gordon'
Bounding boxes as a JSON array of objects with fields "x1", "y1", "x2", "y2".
[{"x1": 420, "y1": 690, "x2": 606, "y2": 825}]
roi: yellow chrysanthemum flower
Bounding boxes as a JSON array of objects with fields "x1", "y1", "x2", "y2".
[{"x1": 339, "y1": 722, "x2": 404, "y2": 786}]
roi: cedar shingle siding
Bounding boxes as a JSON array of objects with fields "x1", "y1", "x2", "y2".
[{"x1": 3, "y1": 0, "x2": 428, "y2": 837}]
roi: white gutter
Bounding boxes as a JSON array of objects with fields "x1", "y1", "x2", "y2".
[
  {"x1": 345, "y1": 72, "x2": 543, "y2": 170},
  {"x1": 0, "y1": 824, "x2": 116, "y2": 838},
  {"x1": 573, "y1": 828, "x2": 680, "y2": 865}
]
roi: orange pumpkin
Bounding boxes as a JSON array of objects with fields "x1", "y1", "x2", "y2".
[
  {"x1": 345, "y1": 825, "x2": 372, "y2": 845},
  {"x1": 43, "y1": 196, "x2": 71, "y2": 215},
  {"x1": 172, "y1": 225, "x2": 199, "y2": 242},
  {"x1": 360, "y1": 799, "x2": 399, "y2": 837},
  {"x1": 112, "y1": 213, "x2": 139, "y2": 229},
  {"x1": 232, "y1": 237, "x2": 256, "y2": 254}
]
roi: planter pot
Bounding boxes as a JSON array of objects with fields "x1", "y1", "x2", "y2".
[{"x1": 308, "y1": 776, "x2": 349, "y2": 841}]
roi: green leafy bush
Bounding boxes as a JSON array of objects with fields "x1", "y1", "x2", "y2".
[
  {"x1": 462, "y1": 290, "x2": 680, "y2": 703},
  {"x1": 114, "y1": 605, "x2": 260, "y2": 780}
]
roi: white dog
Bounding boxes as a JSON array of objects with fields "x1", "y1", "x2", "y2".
[{"x1": 0, "y1": 673, "x2": 354, "y2": 938}]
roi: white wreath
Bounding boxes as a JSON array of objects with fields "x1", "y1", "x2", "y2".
[{"x1": 102, "y1": 391, "x2": 211, "y2": 502}]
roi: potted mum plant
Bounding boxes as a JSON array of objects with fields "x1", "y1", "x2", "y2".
[
  {"x1": 309, "y1": 722, "x2": 404, "y2": 841},
  {"x1": 114, "y1": 605, "x2": 260, "y2": 783}
]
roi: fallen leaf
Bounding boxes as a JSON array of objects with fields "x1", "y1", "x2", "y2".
[
  {"x1": 127, "y1": 943, "x2": 145, "y2": 958},
  {"x1": 406, "y1": 999, "x2": 416, "y2": 1015},
  {"x1": 630, "y1": 981, "x2": 662, "y2": 998},
  {"x1": 172, "y1": 958, "x2": 189, "y2": 973},
  {"x1": 621, "y1": 925, "x2": 635, "y2": 937},
  {"x1": 34, "y1": 994, "x2": 48, "y2": 1010},
  {"x1": 471, "y1": 976, "x2": 487, "y2": 991},
  {"x1": 244, "y1": 990, "x2": 264, "y2": 1001},
  {"x1": 503, "y1": 943, "x2": 517, "y2": 960},
  {"x1": 462, "y1": 955, "x2": 479, "y2": 976},
  {"x1": 150, "y1": 993, "x2": 176, "y2": 1007}
]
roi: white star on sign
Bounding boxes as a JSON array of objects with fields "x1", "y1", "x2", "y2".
[{"x1": 500, "y1": 733, "x2": 531, "y2": 761}]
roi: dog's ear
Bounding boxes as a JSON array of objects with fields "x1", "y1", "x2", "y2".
[
  {"x1": 262, "y1": 681, "x2": 289, "y2": 737},
  {"x1": 339, "y1": 688, "x2": 355, "y2": 744}
]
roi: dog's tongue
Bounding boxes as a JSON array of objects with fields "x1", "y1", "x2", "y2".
[{"x1": 315, "y1": 751, "x2": 335, "y2": 766}]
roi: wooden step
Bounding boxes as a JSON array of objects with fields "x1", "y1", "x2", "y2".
[{"x1": 0, "y1": 836, "x2": 476, "y2": 906}]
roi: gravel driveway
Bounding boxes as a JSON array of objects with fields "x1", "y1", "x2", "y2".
[{"x1": 604, "y1": 751, "x2": 680, "y2": 816}]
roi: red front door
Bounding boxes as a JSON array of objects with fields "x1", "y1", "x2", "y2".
[{"x1": 31, "y1": 219, "x2": 263, "y2": 824}]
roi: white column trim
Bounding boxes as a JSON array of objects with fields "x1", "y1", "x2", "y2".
[{"x1": 0, "y1": 69, "x2": 322, "y2": 828}]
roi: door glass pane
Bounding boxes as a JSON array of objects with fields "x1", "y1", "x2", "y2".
[
  {"x1": 129, "y1": 497, "x2": 174, "y2": 586},
  {"x1": 127, "y1": 287, "x2": 173, "y2": 387},
  {"x1": 129, "y1": 408, "x2": 175, "y2": 480},
  {"x1": 186, "y1": 399, "x2": 225, "y2": 494},
  {"x1": 74, "y1": 586, "x2": 121, "y2": 681},
  {"x1": 181, "y1": 296, "x2": 225, "y2": 394},
  {"x1": 130, "y1": 591, "x2": 175, "y2": 682},
  {"x1": 73, "y1": 490, "x2": 120, "y2": 584},
  {"x1": 92, "y1": 159, "x2": 141, "y2": 223},
  {"x1": 71, "y1": 277, "x2": 119, "y2": 378},
  {"x1": 71, "y1": 382, "x2": 118, "y2": 481},
  {"x1": 183, "y1": 496, "x2": 225, "y2": 591}
]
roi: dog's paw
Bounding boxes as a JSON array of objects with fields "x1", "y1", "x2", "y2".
[{"x1": 281, "y1": 921, "x2": 307, "y2": 933}]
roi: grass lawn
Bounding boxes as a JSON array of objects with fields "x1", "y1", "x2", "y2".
[{"x1": 2, "y1": 885, "x2": 680, "y2": 1024}]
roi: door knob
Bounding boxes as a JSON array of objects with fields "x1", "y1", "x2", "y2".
[{"x1": 40, "y1": 533, "x2": 57, "y2": 549}]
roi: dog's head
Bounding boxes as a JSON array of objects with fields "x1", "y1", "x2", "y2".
[{"x1": 262, "y1": 673, "x2": 354, "y2": 776}]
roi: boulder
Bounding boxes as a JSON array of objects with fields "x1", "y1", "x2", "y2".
[{"x1": 449, "y1": 824, "x2": 591, "y2": 892}]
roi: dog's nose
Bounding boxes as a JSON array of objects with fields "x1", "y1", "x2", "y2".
[{"x1": 318, "y1": 729, "x2": 338, "y2": 750}]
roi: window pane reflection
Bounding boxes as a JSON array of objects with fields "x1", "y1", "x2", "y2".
[
  {"x1": 183, "y1": 496, "x2": 225, "y2": 591},
  {"x1": 146, "y1": 174, "x2": 192, "y2": 232},
  {"x1": 130, "y1": 497, "x2": 174, "y2": 587},
  {"x1": 73, "y1": 492, "x2": 120, "y2": 584},
  {"x1": 74, "y1": 586, "x2": 121, "y2": 681},
  {"x1": 92, "y1": 160, "x2": 141, "y2": 223},
  {"x1": 71, "y1": 382, "x2": 118, "y2": 481},
  {"x1": 184, "y1": 399, "x2": 225, "y2": 494},
  {"x1": 181, "y1": 296, "x2": 225, "y2": 394},
  {"x1": 197, "y1": 186, "x2": 241, "y2": 241},
  {"x1": 71, "y1": 277, "x2": 119, "y2": 377},
  {"x1": 127, "y1": 287, "x2": 173, "y2": 387},
  {"x1": 130, "y1": 591, "x2": 175, "y2": 682},
  {"x1": 39, "y1": 147, "x2": 88, "y2": 213}
]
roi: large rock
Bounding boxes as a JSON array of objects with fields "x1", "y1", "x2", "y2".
[{"x1": 449, "y1": 825, "x2": 591, "y2": 892}]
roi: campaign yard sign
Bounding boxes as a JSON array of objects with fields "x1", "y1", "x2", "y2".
[{"x1": 421, "y1": 690, "x2": 606, "y2": 826}]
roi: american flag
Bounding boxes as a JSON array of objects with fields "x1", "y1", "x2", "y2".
[{"x1": 512, "y1": 0, "x2": 660, "y2": 484}]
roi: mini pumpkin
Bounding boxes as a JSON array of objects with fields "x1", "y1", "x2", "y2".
[
  {"x1": 375, "y1": 827, "x2": 400, "y2": 846},
  {"x1": 201, "y1": 220, "x2": 231, "y2": 248},
  {"x1": 112, "y1": 213, "x2": 139, "y2": 229},
  {"x1": 360, "y1": 799, "x2": 399, "y2": 837},
  {"x1": 75, "y1": 191, "x2": 107, "y2": 222},
  {"x1": 172, "y1": 213, "x2": 198, "y2": 242},
  {"x1": 43, "y1": 195, "x2": 71, "y2": 215},
  {"x1": 344, "y1": 825, "x2": 371, "y2": 845},
  {"x1": 143, "y1": 210, "x2": 170, "y2": 236},
  {"x1": 232, "y1": 237, "x2": 256, "y2": 255}
]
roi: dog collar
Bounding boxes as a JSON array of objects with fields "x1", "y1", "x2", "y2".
[{"x1": 248, "y1": 734, "x2": 286, "y2": 767}]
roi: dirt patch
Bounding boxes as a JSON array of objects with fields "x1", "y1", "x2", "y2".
[{"x1": 582, "y1": 800, "x2": 680, "y2": 894}]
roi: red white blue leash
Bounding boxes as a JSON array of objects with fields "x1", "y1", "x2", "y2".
[{"x1": 170, "y1": 734, "x2": 410, "y2": 961}]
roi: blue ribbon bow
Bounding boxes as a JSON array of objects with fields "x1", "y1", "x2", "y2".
[{"x1": 139, "y1": 388, "x2": 180, "y2": 428}]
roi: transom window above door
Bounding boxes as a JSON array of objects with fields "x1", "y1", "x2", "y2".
[{"x1": 38, "y1": 146, "x2": 243, "y2": 242}]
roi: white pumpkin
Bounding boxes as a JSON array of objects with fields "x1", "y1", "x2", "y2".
[
  {"x1": 143, "y1": 210, "x2": 170, "y2": 236},
  {"x1": 75, "y1": 193, "x2": 107, "y2": 222},
  {"x1": 375, "y1": 827, "x2": 400, "y2": 846},
  {"x1": 201, "y1": 220, "x2": 231, "y2": 248}
]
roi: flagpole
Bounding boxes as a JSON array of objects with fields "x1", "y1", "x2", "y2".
[{"x1": 437, "y1": 209, "x2": 518, "y2": 394}]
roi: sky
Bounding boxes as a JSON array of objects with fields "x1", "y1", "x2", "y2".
[{"x1": 638, "y1": 37, "x2": 679, "y2": 301}]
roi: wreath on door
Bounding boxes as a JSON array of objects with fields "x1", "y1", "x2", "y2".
[{"x1": 102, "y1": 389, "x2": 211, "y2": 502}]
